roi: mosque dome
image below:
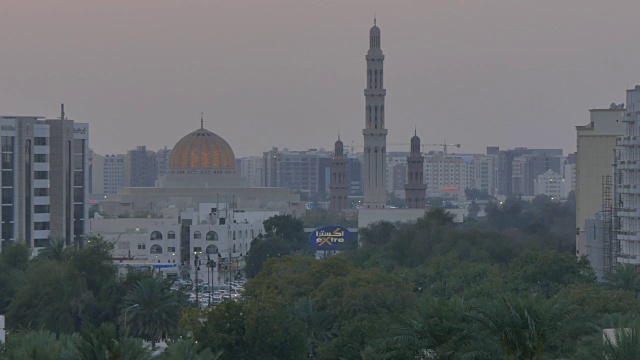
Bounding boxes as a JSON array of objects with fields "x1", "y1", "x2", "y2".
[{"x1": 169, "y1": 127, "x2": 236, "y2": 170}]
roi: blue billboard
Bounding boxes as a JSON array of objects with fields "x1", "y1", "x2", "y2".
[{"x1": 308, "y1": 225, "x2": 356, "y2": 251}]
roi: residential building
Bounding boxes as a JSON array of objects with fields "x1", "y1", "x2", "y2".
[
  {"x1": 124, "y1": 146, "x2": 157, "y2": 188},
  {"x1": 103, "y1": 154, "x2": 125, "y2": 194},
  {"x1": 575, "y1": 105, "x2": 625, "y2": 257},
  {"x1": 0, "y1": 112, "x2": 88, "y2": 251}
]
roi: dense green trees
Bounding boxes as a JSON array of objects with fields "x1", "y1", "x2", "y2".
[{"x1": 3, "y1": 203, "x2": 640, "y2": 359}]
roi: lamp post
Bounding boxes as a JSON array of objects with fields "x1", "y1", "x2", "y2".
[
  {"x1": 124, "y1": 303, "x2": 139, "y2": 335},
  {"x1": 206, "y1": 255, "x2": 216, "y2": 307},
  {"x1": 194, "y1": 253, "x2": 201, "y2": 308}
]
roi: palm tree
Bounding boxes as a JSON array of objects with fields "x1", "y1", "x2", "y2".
[
  {"x1": 573, "y1": 322, "x2": 640, "y2": 360},
  {"x1": 363, "y1": 299, "x2": 469, "y2": 360},
  {"x1": 289, "y1": 296, "x2": 332, "y2": 358},
  {"x1": 159, "y1": 339, "x2": 222, "y2": 360},
  {"x1": 604, "y1": 264, "x2": 640, "y2": 293},
  {"x1": 37, "y1": 237, "x2": 72, "y2": 261},
  {"x1": 122, "y1": 277, "x2": 182, "y2": 349},
  {"x1": 469, "y1": 296, "x2": 581, "y2": 360},
  {"x1": 2, "y1": 330, "x2": 79, "y2": 360},
  {"x1": 75, "y1": 323, "x2": 151, "y2": 360}
]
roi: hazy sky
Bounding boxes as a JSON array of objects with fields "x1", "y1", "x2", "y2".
[{"x1": 2, "y1": 0, "x2": 639, "y2": 157}]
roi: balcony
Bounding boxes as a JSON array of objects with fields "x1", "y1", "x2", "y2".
[
  {"x1": 618, "y1": 160, "x2": 640, "y2": 170},
  {"x1": 618, "y1": 136, "x2": 640, "y2": 146},
  {"x1": 617, "y1": 184, "x2": 640, "y2": 195}
]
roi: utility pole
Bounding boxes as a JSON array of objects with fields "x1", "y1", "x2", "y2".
[{"x1": 194, "y1": 253, "x2": 200, "y2": 308}]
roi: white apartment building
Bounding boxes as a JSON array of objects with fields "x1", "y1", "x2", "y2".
[
  {"x1": 617, "y1": 87, "x2": 640, "y2": 265},
  {"x1": 91, "y1": 203, "x2": 277, "y2": 281},
  {"x1": 534, "y1": 170, "x2": 563, "y2": 198}
]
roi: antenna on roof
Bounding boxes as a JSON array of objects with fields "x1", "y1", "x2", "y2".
[{"x1": 60, "y1": 103, "x2": 65, "y2": 120}]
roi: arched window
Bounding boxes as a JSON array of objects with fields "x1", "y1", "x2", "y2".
[
  {"x1": 251, "y1": 230, "x2": 254, "y2": 239},
  {"x1": 167, "y1": 231, "x2": 175, "y2": 239},
  {"x1": 245, "y1": 230, "x2": 248, "y2": 238},
  {"x1": 233, "y1": 244, "x2": 236, "y2": 253},
  {"x1": 150, "y1": 231, "x2": 162, "y2": 241},
  {"x1": 150, "y1": 244, "x2": 163, "y2": 254},
  {"x1": 193, "y1": 231, "x2": 202, "y2": 239},
  {"x1": 206, "y1": 245, "x2": 218, "y2": 254},
  {"x1": 233, "y1": 231, "x2": 236, "y2": 240},
  {"x1": 206, "y1": 231, "x2": 218, "y2": 241}
]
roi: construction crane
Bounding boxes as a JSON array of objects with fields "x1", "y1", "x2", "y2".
[
  {"x1": 348, "y1": 141, "x2": 461, "y2": 155},
  {"x1": 423, "y1": 142, "x2": 461, "y2": 155}
]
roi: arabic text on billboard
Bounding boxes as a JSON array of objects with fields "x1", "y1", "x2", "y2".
[{"x1": 309, "y1": 226, "x2": 353, "y2": 251}]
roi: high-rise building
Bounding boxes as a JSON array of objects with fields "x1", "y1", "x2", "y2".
[
  {"x1": 124, "y1": 146, "x2": 157, "y2": 188},
  {"x1": 574, "y1": 103, "x2": 624, "y2": 277},
  {"x1": 103, "y1": 154, "x2": 125, "y2": 194},
  {"x1": 236, "y1": 156, "x2": 265, "y2": 187},
  {"x1": 617, "y1": 87, "x2": 640, "y2": 266},
  {"x1": 329, "y1": 137, "x2": 349, "y2": 213},
  {"x1": 362, "y1": 19, "x2": 387, "y2": 209},
  {"x1": 88, "y1": 149, "x2": 104, "y2": 195},
  {"x1": 404, "y1": 132, "x2": 426, "y2": 208},
  {"x1": 0, "y1": 112, "x2": 88, "y2": 251},
  {"x1": 156, "y1": 147, "x2": 171, "y2": 180}
]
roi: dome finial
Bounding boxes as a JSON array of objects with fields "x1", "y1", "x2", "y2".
[
  {"x1": 200, "y1": 112, "x2": 204, "y2": 129},
  {"x1": 414, "y1": 126, "x2": 417, "y2": 136},
  {"x1": 374, "y1": 14, "x2": 376, "y2": 26}
]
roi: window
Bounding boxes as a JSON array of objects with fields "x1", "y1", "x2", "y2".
[
  {"x1": 168, "y1": 246, "x2": 176, "y2": 252},
  {"x1": 34, "y1": 154, "x2": 48, "y2": 163},
  {"x1": 34, "y1": 205, "x2": 50, "y2": 213},
  {"x1": 34, "y1": 171, "x2": 48, "y2": 180},
  {"x1": 193, "y1": 246, "x2": 202, "y2": 253},
  {"x1": 138, "y1": 243, "x2": 146, "y2": 250},
  {"x1": 34, "y1": 137, "x2": 47, "y2": 146},
  {"x1": 34, "y1": 188, "x2": 48, "y2": 196},
  {"x1": 167, "y1": 231, "x2": 175, "y2": 239},
  {"x1": 150, "y1": 231, "x2": 163, "y2": 241},
  {"x1": 193, "y1": 231, "x2": 201, "y2": 239},
  {"x1": 206, "y1": 231, "x2": 218, "y2": 241},
  {"x1": 206, "y1": 245, "x2": 218, "y2": 254},
  {"x1": 150, "y1": 244, "x2": 162, "y2": 254},
  {"x1": 34, "y1": 222, "x2": 50, "y2": 230},
  {"x1": 2, "y1": 174, "x2": 13, "y2": 187}
]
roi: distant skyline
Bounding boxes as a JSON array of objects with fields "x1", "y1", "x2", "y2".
[{"x1": 1, "y1": 0, "x2": 639, "y2": 157}]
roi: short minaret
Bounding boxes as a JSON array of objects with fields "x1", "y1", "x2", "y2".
[
  {"x1": 362, "y1": 18, "x2": 388, "y2": 208},
  {"x1": 329, "y1": 136, "x2": 349, "y2": 213},
  {"x1": 404, "y1": 131, "x2": 426, "y2": 209}
]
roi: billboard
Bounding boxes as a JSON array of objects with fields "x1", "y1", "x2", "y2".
[{"x1": 308, "y1": 225, "x2": 356, "y2": 251}]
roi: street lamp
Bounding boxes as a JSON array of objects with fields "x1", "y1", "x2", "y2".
[
  {"x1": 124, "y1": 303, "x2": 139, "y2": 335},
  {"x1": 194, "y1": 253, "x2": 201, "y2": 308}
]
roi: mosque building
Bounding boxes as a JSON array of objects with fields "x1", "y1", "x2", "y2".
[{"x1": 101, "y1": 117, "x2": 303, "y2": 217}]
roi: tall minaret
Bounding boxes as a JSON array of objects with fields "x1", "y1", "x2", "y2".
[
  {"x1": 329, "y1": 136, "x2": 349, "y2": 213},
  {"x1": 404, "y1": 131, "x2": 426, "y2": 209},
  {"x1": 363, "y1": 18, "x2": 388, "y2": 208}
]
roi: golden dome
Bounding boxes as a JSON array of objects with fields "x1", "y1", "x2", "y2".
[{"x1": 169, "y1": 128, "x2": 236, "y2": 170}]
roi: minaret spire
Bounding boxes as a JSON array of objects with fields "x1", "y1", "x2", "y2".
[
  {"x1": 200, "y1": 112, "x2": 204, "y2": 129},
  {"x1": 363, "y1": 20, "x2": 387, "y2": 208}
]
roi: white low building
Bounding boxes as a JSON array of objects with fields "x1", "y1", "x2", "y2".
[{"x1": 89, "y1": 203, "x2": 277, "y2": 283}]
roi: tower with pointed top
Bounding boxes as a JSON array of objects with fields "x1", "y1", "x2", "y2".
[
  {"x1": 363, "y1": 19, "x2": 387, "y2": 208},
  {"x1": 405, "y1": 131, "x2": 426, "y2": 208},
  {"x1": 329, "y1": 136, "x2": 349, "y2": 213}
]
